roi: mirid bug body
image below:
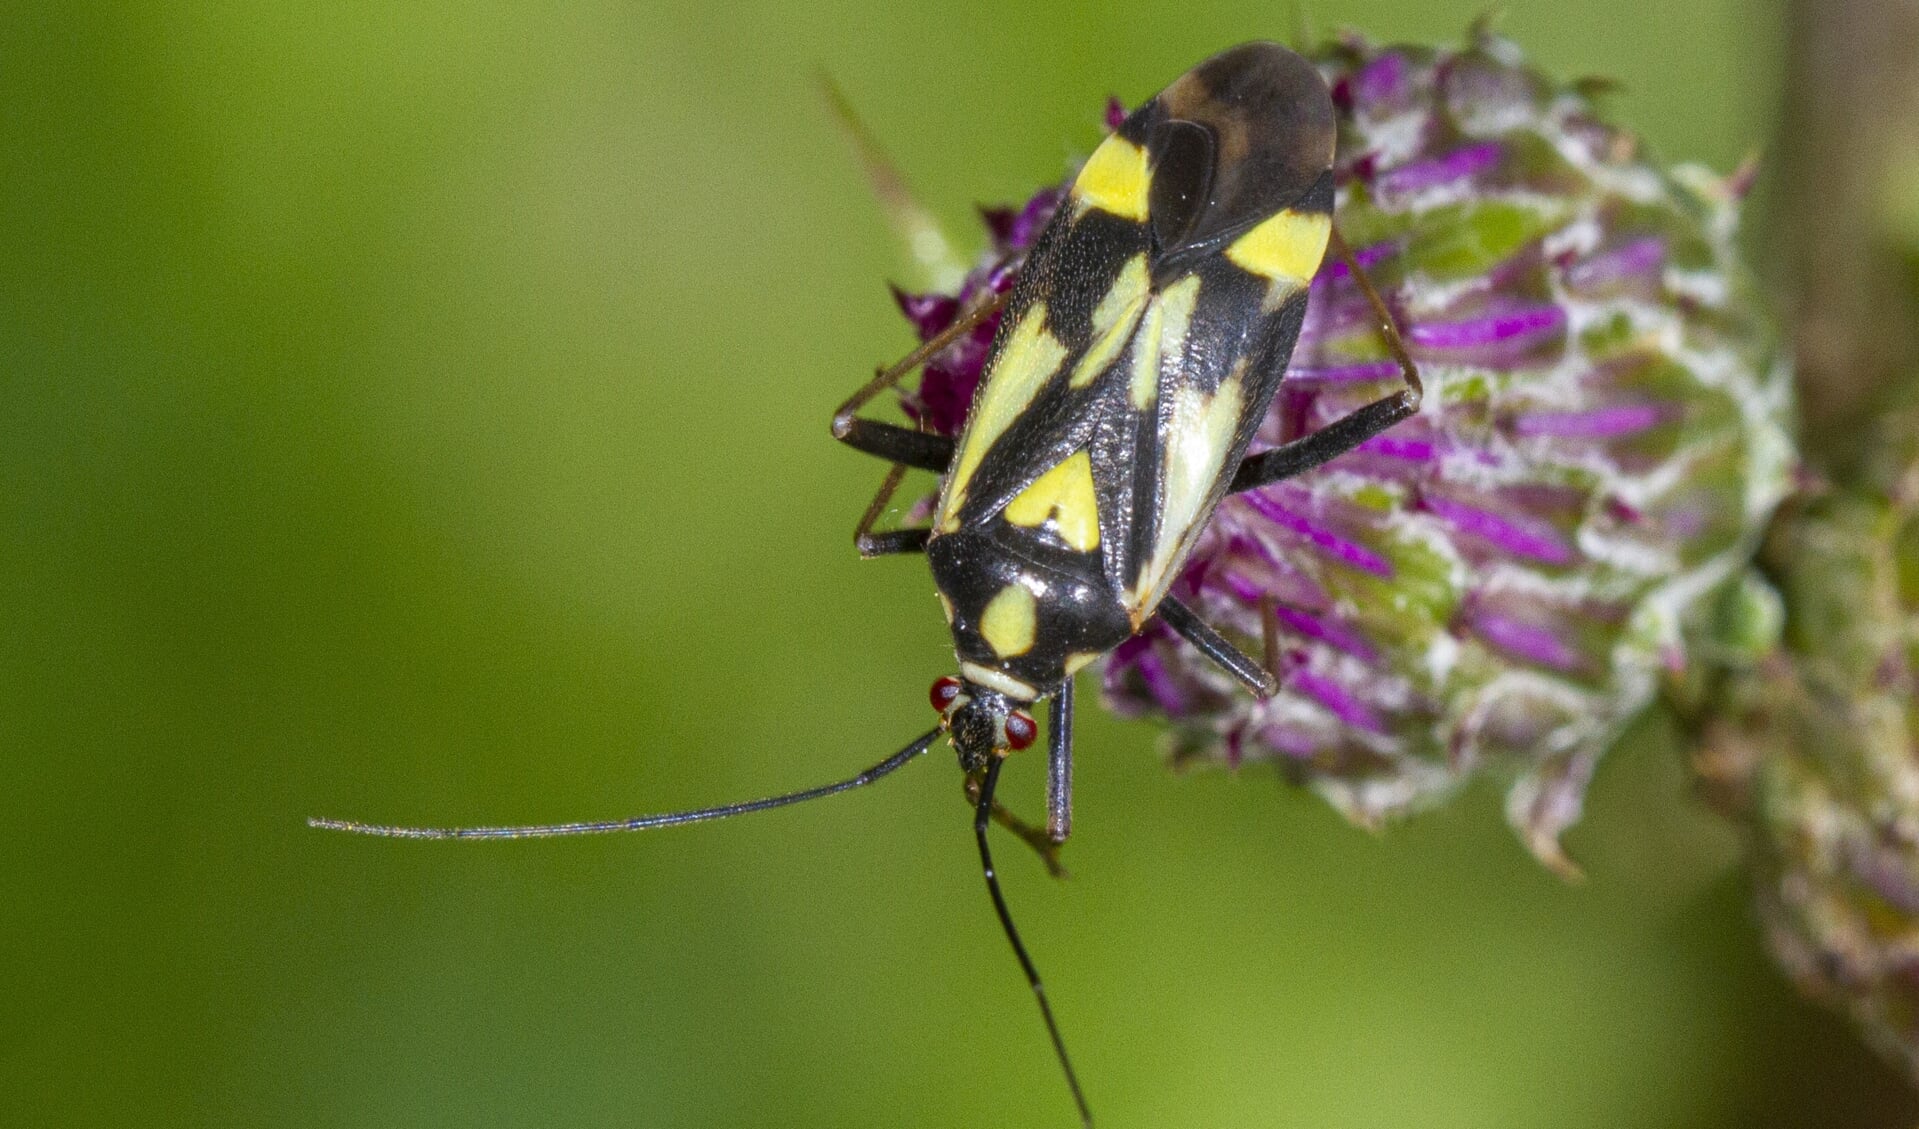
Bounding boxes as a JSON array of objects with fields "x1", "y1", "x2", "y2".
[
  {"x1": 837, "y1": 43, "x2": 1418, "y2": 839},
  {"x1": 931, "y1": 44, "x2": 1340, "y2": 709},
  {"x1": 315, "y1": 41, "x2": 1423, "y2": 1129}
]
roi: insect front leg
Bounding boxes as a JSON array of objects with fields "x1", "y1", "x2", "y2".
[
  {"x1": 1045, "y1": 681, "x2": 1073, "y2": 845},
  {"x1": 835, "y1": 290, "x2": 1009, "y2": 554},
  {"x1": 1229, "y1": 225, "x2": 1424, "y2": 494},
  {"x1": 964, "y1": 765, "x2": 1071, "y2": 879}
]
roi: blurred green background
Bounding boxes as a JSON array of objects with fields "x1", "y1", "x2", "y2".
[{"x1": 6, "y1": 1, "x2": 1913, "y2": 1125}]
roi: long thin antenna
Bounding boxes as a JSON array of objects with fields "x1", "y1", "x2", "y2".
[
  {"x1": 309, "y1": 729, "x2": 941, "y2": 840},
  {"x1": 973, "y1": 757, "x2": 1093, "y2": 1127}
]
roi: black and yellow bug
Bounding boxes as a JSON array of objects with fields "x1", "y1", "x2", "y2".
[{"x1": 315, "y1": 41, "x2": 1421, "y2": 1128}]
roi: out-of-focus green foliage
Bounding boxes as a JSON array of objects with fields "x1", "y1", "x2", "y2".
[
  {"x1": 1699, "y1": 477, "x2": 1919, "y2": 1088},
  {"x1": 3, "y1": 2, "x2": 1913, "y2": 1127}
]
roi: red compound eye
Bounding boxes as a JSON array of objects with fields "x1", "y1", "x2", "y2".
[
  {"x1": 929, "y1": 676, "x2": 963, "y2": 712},
  {"x1": 1004, "y1": 711, "x2": 1038, "y2": 750}
]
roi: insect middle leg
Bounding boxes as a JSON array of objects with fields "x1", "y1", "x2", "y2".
[
  {"x1": 829, "y1": 288, "x2": 1007, "y2": 473},
  {"x1": 1229, "y1": 225, "x2": 1423, "y2": 494},
  {"x1": 851, "y1": 463, "x2": 931, "y2": 557},
  {"x1": 834, "y1": 289, "x2": 1008, "y2": 555}
]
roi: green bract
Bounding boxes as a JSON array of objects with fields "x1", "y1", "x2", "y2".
[{"x1": 1700, "y1": 455, "x2": 1919, "y2": 1082}]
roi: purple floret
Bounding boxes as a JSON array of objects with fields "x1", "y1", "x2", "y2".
[
  {"x1": 1420, "y1": 494, "x2": 1577, "y2": 566},
  {"x1": 1240, "y1": 489, "x2": 1396, "y2": 577},
  {"x1": 1509, "y1": 403, "x2": 1673, "y2": 439},
  {"x1": 1375, "y1": 141, "x2": 1503, "y2": 197},
  {"x1": 1407, "y1": 302, "x2": 1567, "y2": 354}
]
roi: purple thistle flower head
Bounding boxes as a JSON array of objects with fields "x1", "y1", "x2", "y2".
[{"x1": 881, "y1": 31, "x2": 1790, "y2": 872}]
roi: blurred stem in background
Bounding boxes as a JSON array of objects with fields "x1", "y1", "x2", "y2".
[
  {"x1": 1774, "y1": 0, "x2": 1919, "y2": 462},
  {"x1": 1692, "y1": 0, "x2": 1919, "y2": 1087}
]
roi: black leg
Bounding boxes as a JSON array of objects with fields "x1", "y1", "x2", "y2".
[
  {"x1": 1228, "y1": 391, "x2": 1420, "y2": 493},
  {"x1": 834, "y1": 421, "x2": 955, "y2": 474},
  {"x1": 836, "y1": 288, "x2": 1006, "y2": 551},
  {"x1": 829, "y1": 288, "x2": 1006, "y2": 472},
  {"x1": 1156, "y1": 596, "x2": 1279, "y2": 698},
  {"x1": 852, "y1": 463, "x2": 931, "y2": 557},
  {"x1": 1229, "y1": 224, "x2": 1424, "y2": 495},
  {"x1": 856, "y1": 528, "x2": 933, "y2": 557},
  {"x1": 1045, "y1": 682, "x2": 1073, "y2": 845}
]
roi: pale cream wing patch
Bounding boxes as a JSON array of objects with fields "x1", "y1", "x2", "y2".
[
  {"x1": 1119, "y1": 208, "x2": 1327, "y2": 618},
  {"x1": 1071, "y1": 254, "x2": 1150, "y2": 390},
  {"x1": 1127, "y1": 367, "x2": 1248, "y2": 621},
  {"x1": 1132, "y1": 276, "x2": 1200, "y2": 410}
]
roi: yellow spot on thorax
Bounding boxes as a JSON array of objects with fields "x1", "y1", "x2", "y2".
[
  {"x1": 1071, "y1": 136, "x2": 1151, "y2": 222},
  {"x1": 937, "y1": 303, "x2": 1068, "y2": 531},
  {"x1": 1225, "y1": 209, "x2": 1330, "y2": 308},
  {"x1": 979, "y1": 584, "x2": 1038, "y2": 658},
  {"x1": 1003, "y1": 449, "x2": 1100, "y2": 551}
]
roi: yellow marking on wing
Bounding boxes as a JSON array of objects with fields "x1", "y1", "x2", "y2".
[
  {"x1": 1124, "y1": 276, "x2": 1204, "y2": 411},
  {"x1": 1225, "y1": 209, "x2": 1330, "y2": 308},
  {"x1": 937, "y1": 303, "x2": 1069, "y2": 530},
  {"x1": 1003, "y1": 449, "x2": 1100, "y2": 552},
  {"x1": 1131, "y1": 372, "x2": 1247, "y2": 618},
  {"x1": 1129, "y1": 297, "x2": 1164, "y2": 410},
  {"x1": 1152, "y1": 274, "x2": 1203, "y2": 394},
  {"x1": 1071, "y1": 255, "x2": 1151, "y2": 389},
  {"x1": 1093, "y1": 255, "x2": 1150, "y2": 328},
  {"x1": 1071, "y1": 135, "x2": 1151, "y2": 222},
  {"x1": 979, "y1": 584, "x2": 1038, "y2": 658}
]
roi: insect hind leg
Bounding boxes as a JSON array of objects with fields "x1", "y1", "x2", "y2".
[
  {"x1": 1156, "y1": 596, "x2": 1279, "y2": 698},
  {"x1": 1229, "y1": 224, "x2": 1423, "y2": 494}
]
